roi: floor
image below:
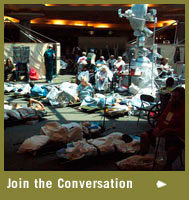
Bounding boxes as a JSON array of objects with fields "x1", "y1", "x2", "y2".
[{"x1": 4, "y1": 75, "x2": 185, "y2": 171}]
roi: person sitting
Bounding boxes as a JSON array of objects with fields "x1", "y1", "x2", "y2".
[
  {"x1": 95, "y1": 65, "x2": 110, "y2": 92},
  {"x1": 96, "y1": 56, "x2": 107, "y2": 69},
  {"x1": 140, "y1": 87, "x2": 185, "y2": 170},
  {"x1": 107, "y1": 55, "x2": 117, "y2": 71},
  {"x1": 160, "y1": 77, "x2": 175, "y2": 94},
  {"x1": 113, "y1": 56, "x2": 126, "y2": 72},
  {"x1": 29, "y1": 82, "x2": 48, "y2": 98},
  {"x1": 158, "y1": 58, "x2": 172, "y2": 77},
  {"x1": 112, "y1": 56, "x2": 126, "y2": 88},
  {"x1": 157, "y1": 77, "x2": 175, "y2": 112},
  {"x1": 75, "y1": 76, "x2": 94, "y2": 102},
  {"x1": 4, "y1": 58, "x2": 18, "y2": 82}
]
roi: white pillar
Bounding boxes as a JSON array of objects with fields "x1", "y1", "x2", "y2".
[{"x1": 55, "y1": 43, "x2": 61, "y2": 74}]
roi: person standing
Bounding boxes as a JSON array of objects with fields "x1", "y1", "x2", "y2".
[
  {"x1": 87, "y1": 48, "x2": 96, "y2": 71},
  {"x1": 77, "y1": 52, "x2": 87, "y2": 74},
  {"x1": 107, "y1": 55, "x2": 117, "y2": 71},
  {"x1": 44, "y1": 44, "x2": 56, "y2": 83}
]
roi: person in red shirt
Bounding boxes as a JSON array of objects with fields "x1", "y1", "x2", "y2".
[{"x1": 140, "y1": 87, "x2": 185, "y2": 169}]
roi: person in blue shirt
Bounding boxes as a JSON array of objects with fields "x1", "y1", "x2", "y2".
[
  {"x1": 95, "y1": 56, "x2": 107, "y2": 72},
  {"x1": 44, "y1": 44, "x2": 56, "y2": 83},
  {"x1": 29, "y1": 82, "x2": 48, "y2": 98},
  {"x1": 75, "y1": 76, "x2": 94, "y2": 102}
]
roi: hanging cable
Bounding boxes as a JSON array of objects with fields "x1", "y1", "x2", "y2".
[
  {"x1": 174, "y1": 20, "x2": 178, "y2": 45},
  {"x1": 5, "y1": 19, "x2": 44, "y2": 43},
  {"x1": 6, "y1": 19, "x2": 59, "y2": 43}
]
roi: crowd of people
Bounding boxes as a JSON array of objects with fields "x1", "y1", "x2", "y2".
[{"x1": 4, "y1": 45, "x2": 185, "y2": 170}]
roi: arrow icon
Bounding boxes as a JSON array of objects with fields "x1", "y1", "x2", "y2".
[{"x1": 156, "y1": 180, "x2": 167, "y2": 188}]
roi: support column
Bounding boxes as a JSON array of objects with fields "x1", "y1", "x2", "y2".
[{"x1": 19, "y1": 19, "x2": 31, "y2": 42}]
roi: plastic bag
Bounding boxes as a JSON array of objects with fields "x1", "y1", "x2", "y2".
[
  {"x1": 14, "y1": 84, "x2": 31, "y2": 95},
  {"x1": 40, "y1": 122, "x2": 63, "y2": 136},
  {"x1": 116, "y1": 154, "x2": 166, "y2": 170},
  {"x1": 56, "y1": 139, "x2": 97, "y2": 160},
  {"x1": 41, "y1": 122, "x2": 83, "y2": 143},
  {"x1": 18, "y1": 135, "x2": 50, "y2": 153},
  {"x1": 46, "y1": 87, "x2": 62, "y2": 106},
  {"x1": 129, "y1": 84, "x2": 140, "y2": 95}
]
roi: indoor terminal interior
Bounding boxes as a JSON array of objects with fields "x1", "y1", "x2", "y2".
[{"x1": 4, "y1": 4, "x2": 185, "y2": 171}]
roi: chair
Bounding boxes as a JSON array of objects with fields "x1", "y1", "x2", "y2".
[
  {"x1": 16, "y1": 63, "x2": 29, "y2": 81},
  {"x1": 137, "y1": 94, "x2": 155, "y2": 125},
  {"x1": 147, "y1": 103, "x2": 161, "y2": 128}
]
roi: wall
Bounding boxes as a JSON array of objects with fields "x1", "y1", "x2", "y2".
[{"x1": 78, "y1": 36, "x2": 128, "y2": 51}]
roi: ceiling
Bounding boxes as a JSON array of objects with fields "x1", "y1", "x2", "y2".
[
  {"x1": 4, "y1": 4, "x2": 185, "y2": 30},
  {"x1": 4, "y1": 4, "x2": 185, "y2": 46}
]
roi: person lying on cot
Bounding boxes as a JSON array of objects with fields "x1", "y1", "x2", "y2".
[
  {"x1": 29, "y1": 82, "x2": 48, "y2": 98},
  {"x1": 5, "y1": 98, "x2": 46, "y2": 122},
  {"x1": 27, "y1": 98, "x2": 46, "y2": 111}
]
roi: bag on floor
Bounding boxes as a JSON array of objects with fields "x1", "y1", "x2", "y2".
[
  {"x1": 40, "y1": 122, "x2": 63, "y2": 136},
  {"x1": 56, "y1": 139, "x2": 97, "y2": 160},
  {"x1": 40, "y1": 122, "x2": 83, "y2": 143},
  {"x1": 116, "y1": 154, "x2": 166, "y2": 171},
  {"x1": 29, "y1": 68, "x2": 39, "y2": 80},
  {"x1": 17, "y1": 135, "x2": 50, "y2": 153}
]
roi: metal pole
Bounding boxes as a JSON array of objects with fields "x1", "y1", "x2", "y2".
[
  {"x1": 151, "y1": 17, "x2": 157, "y2": 93},
  {"x1": 152, "y1": 137, "x2": 160, "y2": 170}
]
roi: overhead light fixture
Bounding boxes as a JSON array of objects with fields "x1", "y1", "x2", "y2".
[
  {"x1": 94, "y1": 24, "x2": 110, "y2": 28},
  {"x1": 4, "y1": 16, "x2": 19, "y2": 23},
  {"x1": 44, "y1": 4, "x2": 56, "y2": 6},
  {"x1": 31, "y1": 18, "x2": 113, "y2": 29}
]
